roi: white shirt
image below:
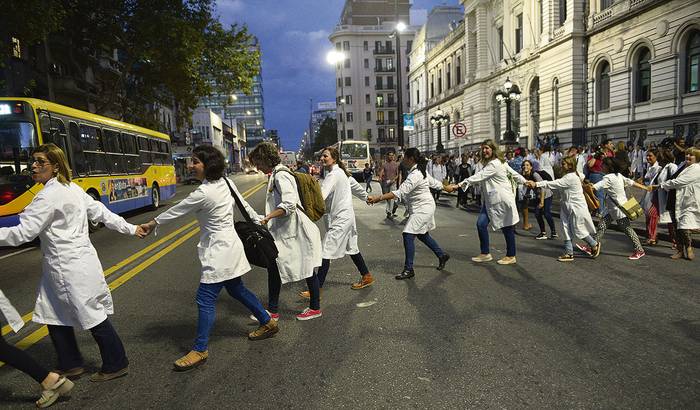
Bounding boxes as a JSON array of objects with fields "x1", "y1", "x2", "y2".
[
  {"x1": 660, "y1": 163, "x2": 700, "y2": 230},
  {"x1": 593, "y1": 173, "x2": 636, "y2": 220},
  {"x1": 392, "y1": 165, "x2": 443, "y2": 234},
  {"x1": 155, "y1": 178, "x2": 251, "y2": 284}
]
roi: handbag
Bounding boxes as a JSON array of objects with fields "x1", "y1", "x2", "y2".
[
  {"x1": 582, "y1": 182, "x2": 600, "y2": 212},
  {"x1": 607, "y1": 193, "x2": 644, "y2": 221},
  {"x1": 223, "y1": 178, "x2": 278, "y2": 268}
]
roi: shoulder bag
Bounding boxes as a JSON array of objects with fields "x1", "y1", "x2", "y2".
[{"x1": 223, "y1": 178, "x2": 278, "y2": 268}]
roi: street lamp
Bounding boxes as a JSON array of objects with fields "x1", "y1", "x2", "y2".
[
  {"x1": 430, "y1": 107, "x2": 449, "y2": 153},
  {"x1": 495, "y1": 77, "x2": 521, "y2": 145},
  {"x1": 327, "y1": 50, "x2": 347, "y2": 145},
  {"x1": 389, "y1": 22, "x2": 407, "y2": 151}
]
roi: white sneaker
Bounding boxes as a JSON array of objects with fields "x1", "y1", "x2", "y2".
[
  {"x1": 248, "y1": 310, "x2": 278, "y2": 323},
  {"x1": 471, "y1": 254, "x2": 493, "y2": 262}
]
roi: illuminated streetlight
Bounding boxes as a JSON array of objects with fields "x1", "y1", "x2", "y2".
[{"x1": 494, "y1": 77, "x2": 521, "y2": 145}]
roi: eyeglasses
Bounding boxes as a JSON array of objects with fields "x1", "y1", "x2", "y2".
[{"x1": 31, "y1": 159, "x2": 51, "y2": 167}]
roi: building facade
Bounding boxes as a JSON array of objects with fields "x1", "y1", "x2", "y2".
[
  {"x1": 329, "y1": 0, "x2": 415, "y2": 156},
  {"x1": 407, "y1": 0, "x2": 700, "y2": 153},
  {"x1": 309, "y1": 101, "x2": 337, "y2": 148}
]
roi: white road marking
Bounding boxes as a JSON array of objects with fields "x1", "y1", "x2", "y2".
[{"x1": 0, "y1": 247, "x2": 36, "y2": 260}]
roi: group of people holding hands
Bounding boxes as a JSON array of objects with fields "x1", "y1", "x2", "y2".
[{"x1": 0, "y1": 136, "x2": 698, "y2": 407}]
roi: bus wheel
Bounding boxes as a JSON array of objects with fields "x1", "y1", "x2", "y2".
[
  {"x1": 87, "y1": 190, "x2": 102, "y2": 233},
  {"x1": 150, "y1": 184, "x2": 160, "y2": 210}
]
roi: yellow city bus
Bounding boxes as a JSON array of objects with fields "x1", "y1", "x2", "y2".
[
  {"x1": 314, "y1": 140, "x2": 371, "y2": 180},
  {"x1": 0, "y1": 98, "x2": 176, "y2": 230}
]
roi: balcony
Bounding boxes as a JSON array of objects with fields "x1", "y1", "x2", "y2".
[
  {"x1": 375, "y1": 84, "x2": 396, "y2": 90},
  {"x1": 376, "y1": 119, "x2": 396, "y2": 126},
  {"x1": 589, "y1": 0, "x2": 661, "y2": 31},
  {"x1": 376, "y1": 101, "x2": 397, "y2": 108},
  {"x1": 373, "y1": 47, "x2": 395, "y2": 55},
  {"x1": 374, "y1": 66, "x2": 395, "y2": 73}
]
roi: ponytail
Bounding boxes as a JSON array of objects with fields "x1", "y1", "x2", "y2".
[{"x1": 404, "y1": 147, "x2": 427, "y2": 178}]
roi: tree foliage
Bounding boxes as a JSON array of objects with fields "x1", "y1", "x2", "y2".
[{"x1": 0, "y1": 0, "x2": 260, "y2": 129}]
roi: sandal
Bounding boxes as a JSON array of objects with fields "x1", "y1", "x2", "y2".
[
  {"x1": 173, "y1": 350, "x2": 208, "y2": 372},
  {"x1": 644, "y1": 239, "x2": 657, "y2": 246},
  {"x1": 36, "y1": 376, "x2": 74, "y2": 408}
]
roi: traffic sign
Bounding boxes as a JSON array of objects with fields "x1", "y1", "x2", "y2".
[{"x1": 452, "y1": 122, "x2": 467, "y2": 138}]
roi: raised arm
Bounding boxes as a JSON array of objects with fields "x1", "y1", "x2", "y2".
[
  {"x1": 154, "y1": 187, "x2": 206, "y2": 226},
  {"x1": 458, "y1": 161, "x2": 499, "y2": 188}
]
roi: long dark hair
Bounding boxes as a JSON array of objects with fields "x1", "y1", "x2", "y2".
[
  {"x1": 193, "y1": 145, "x2": 226, "y2": 180},
  {"x1": 404, "y1": 147, "x2": 428, "y2": 178},
  {"x1": 324, "y1": 146, "x2": 351, "y2": 176}
]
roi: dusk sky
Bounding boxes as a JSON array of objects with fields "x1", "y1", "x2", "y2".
[{"x1": 216, "y1": 0, "x2": 461, "y2": 150}]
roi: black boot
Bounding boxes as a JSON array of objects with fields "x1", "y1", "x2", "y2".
[
  {"x1": 395, "y1": 269, "x2": 414, "y2": 280},
  {"x1": 437, "y1": 253, "x2": 450, "y2": 270}
]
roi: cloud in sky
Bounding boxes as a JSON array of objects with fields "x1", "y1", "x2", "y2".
[{"x1": 215, "y1": 0, "x2": 460, "y2": 150}]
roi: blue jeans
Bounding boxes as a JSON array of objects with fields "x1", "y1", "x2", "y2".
[
  {"x1": 565, "y1": 235, "x2": 597, "y2": 254},
  {"x1": 403, "y1": 232, "x2": 445, "y2": 271},
  {"x1": 588, "y1": 172, "x2": 606, "y2": 214},
  {"x1": 534, "y1": 196, "x2": 556, "y2": 234},
  {"x1": 477, "y1": 206, "x2": 517, "y2": 257},
  {"x1": 194, "y1": 277, "x2": 269, "y2": 352},
  {"x1": 48, "y1": 319, "x2": 128, "y2": 373}
]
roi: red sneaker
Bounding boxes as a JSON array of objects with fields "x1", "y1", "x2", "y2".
[
  {"x1": 628, "y1": 250, "x2": 645, "y2": 260},
  {"x1": 576, "y1": 243, "x2": 592, "y2": 256},
  {"x1": 295, "y1": 308, "x2": 322, "y2": 321}
]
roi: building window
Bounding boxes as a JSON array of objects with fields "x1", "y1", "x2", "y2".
[
  {"x1": 456, "y1": 56, "x2": 462, "y2": 84},
  {"x1": 336, "y1": 42, "x2": 341, "y2": 50},
  {"x1": 365, "y1": 94, "x2": 371, "y2": 104},
  {"x1": 438, "y1": 69, "x2": 442, "y2": 94},
  {"x1": 366, "y1": 129, "x2": 372, "y2": 139},
  {"x1": 601, "y1": 0, "x2": 613, "y2": 10},
  {"x1": 635, "y1": 48, "x2": 651, "y2": 103},
  {"x1": 344, "y1": 58, "x2": 351, "y2": 69},
  {"x1": 364, "y1": 58, "x2": 369, "y2": 69},
  {"x1": 376, "y1": 95, "x2": 384, "y2": 107},
  {"x1": 559, "y1": 0, "x2": 567, "y2": 27},
  {"x1": 387, "y1": 76, "x2": 394, "y2": 88},
  {"x1": 376, "y1": 76, "x2": 383, "y2": 89},
  {"x1": 447, "y1": 63, "x2": 452, "y2": 89},
  {"x1": 347, "y1": 112, "x2": 353, "y2": 122},
  {"x1": 686, "y1": 30, "x2": 700, "y2": 93},
  {"x1": 430, "y1": 74, "x2": 434, "y2": 98},
  {"x1": 498, "y1": 26, "x2": 504, "y2": 60},
  {"x1": 377, "y1": 111, "x2": 385, "y2": 123},
  {"x1": 552, "y1": 78, "x2": 559, "y2": 128},
  {"x1": 345, "y1": 95, "x2": 352, "y2": 105},
  {"x1": 515, "y1": 14, "x2": 523, "y2": 54},
  {"x1": 343, "y1": 41, "x2": 350, "y2": 50},
  {"x1": 597, "y1": 61, "x2": 610, "y2": 111},
  {"x1": 388, "y1": 111, "x2": 395, "y2": 124},
  {"x1": 406, "y1": 40, "x2": 413, "y2": 53},
  {"x1": 365, "y1": 76, "x2": 370, "y2": 87},
  {"x1": 11, "y1": 37, "x2": 21, "y2": 59},
  {"x1": 416, "y1": 87, "x2": 420, "y2": 102},
  {"x1": 347, "y1": 129, "x2": 354, "y2": 139},
  {"x1": 338, "y1": 78, "x2": 342, "y2": 87},
  {"x1": 366, "y1": 112, "x2": 371, "y2": 121},
  {"x1": 386, "y1": 57, "x2": 394, "y2": 70},
  {"x1": 539, "y1": 0, "x2": 543, "y2": 35},
  {"x1": 363, "y1": 41, "x2": 368, "y2": 51},
  {"x1": 345, "y1": 77, "x2": 351, "y2": 87}
]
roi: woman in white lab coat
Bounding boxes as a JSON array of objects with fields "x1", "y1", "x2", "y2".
[
  {"x1": 1, "y1": 289, "x2": 74, "y2": 407},
  {"x1": 655, "y1": 149, "x2": 679, "y2": 247},
  {"x1": 246, "y1": 142, "x2": 323, "y2": 321},
  {"x1": 0, "y1": 144, "x2": 142, "y2": 383},
  {"x1": 526, "y1": 156, "x2": 599, "y2": 262},
  {"x1": 141, "y1": 145, "x2": 277, "y2": 371},
  {"x1": 368, "y1": 148, "x2": 450, "y2": 279},
  {"x1": 310, "y1": 147, "x2": 375, "y2": 291},
  {"x1": 447, "y1": 139, "x2": 526, "y2": 265},
  {"x1": 656, "y1": 147, "x2": 700, "y2": 260},
  {"x1": 640, "y1": 149, "x2": 662, "y2": 245},
  {"x1": 590, "y1": 157, "x2": 650, "y2": 260}
]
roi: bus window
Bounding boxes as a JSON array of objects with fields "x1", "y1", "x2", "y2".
[
  {"x1": 103, "y1": 129, "x2": 126, "y2": 174},
  {"x1": 163, "y1": 141, "x2": 173, "y2": 164},
  {"x1": 151, "y1": 139, "x2": 163, "y2": 165},
  {"x1": 80, "y1": 124, "x2": 108, "y2": 175},
  {"x1": 138, "y1": 136, "x2": 152, "y2": 164},
  {"x1": 40, "y1": 116, "x2": 69, "y2": 158},
  {"x1": 68, "y1": 122, "x2": 87, "y2": 176},
  {"x1": 120, "y1": 133, "x2": 140, "y2": 174}
]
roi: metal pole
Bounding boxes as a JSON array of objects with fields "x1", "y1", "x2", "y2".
[{"x1": 395, "y1": 31, "x2": 404, "y2": 151}]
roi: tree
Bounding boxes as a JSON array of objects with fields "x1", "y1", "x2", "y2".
[{"x1": 303, "y1": 117, "x2": 337, "y2": 160}]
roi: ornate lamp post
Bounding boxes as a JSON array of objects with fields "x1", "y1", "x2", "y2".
[
  {"x1": 430, "y1": 107, "x2": 450, "y2": 153},
  {"x1": 495, "y1": 77, "x2": 521, "y2": 145}
]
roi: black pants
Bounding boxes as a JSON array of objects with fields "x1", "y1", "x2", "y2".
[
  {"x1": 0, "y1": 334, "x2": 49, "y2": 382},
  {"x1": 317, "y1": 253, "x2": 369, "y2": 288},
  {"x1": 48, "y1": 318, "x2": 128, "y2": 373},
  {"x1": 267, "y1": 262, "x2": 321, "y2": 311}
]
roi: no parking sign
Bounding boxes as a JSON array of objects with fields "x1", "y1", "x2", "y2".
[{"x1": 451, "y1": 122, "x2": 467, "y2": 138}]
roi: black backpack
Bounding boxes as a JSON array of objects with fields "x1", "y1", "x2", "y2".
[{"x1": 535, "y1": 169, "x2": 553, "y2": 181}]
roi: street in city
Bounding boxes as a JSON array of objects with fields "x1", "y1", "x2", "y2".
[{"x1": 0, "y1": 175, "x2": 698, "y2": 409}]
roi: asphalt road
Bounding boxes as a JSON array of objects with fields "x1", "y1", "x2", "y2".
[{"x1": 1, "y1": 176, "x2": 698, "y2": 409}]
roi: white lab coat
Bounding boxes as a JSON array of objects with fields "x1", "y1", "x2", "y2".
[
  {"x1": 320, "y1": 164, "x2": 360, "y2": 259},
  {"x1": 392, "y1": 165, "x2": 443, "y2": 234},
  {"x1": 539, "y1": 152, "x2": 556, "y2": 180},
  {"x1": 641, "y1": 162, "x2": 661, "y2": 211},
  {"x1": 262, "y1": 165, "x2": 322, "y2": 283},
  {"x1": 537, "y1": 173, "x2": 596, "y2": 240},
  {"x1": 660, "y1": 163, "x2": 700, "y2": 230},
  {"x1": 0, "y1": 178, "x2": 136, "y2": 330},
  {"x1": 631, "y1": 149, "x2": 646, "y2": 175},
  {"x1": 656, "y1": 163, "x2": 679, "y2": 224},
  {"x1": 593, "y1": 173, "x2": 636, "y2": 220},
  {"x1": 0, "y1": 290, "x2": 24, "y2": 332},
  {"x1": 458, "y1": 159, "x2": 525, "y2": 230},
  {"x1": 429, "y1": 163, "x2": 446, "y2": 182},
  {"x1": 154, "y1": 178, "x2": 251, "y2": 284}
]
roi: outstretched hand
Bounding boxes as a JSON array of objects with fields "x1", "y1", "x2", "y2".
[
  {"x1": 136, "y1": 220, "x2": 157, "y2": 238},
  {"x1": 443, "y1": 184, "x2": 458, "y2": 193},
  {"x1": 367, "y1": 195, "x2": 381, "y2": 204},
  {"x1": 525, "y1": 181, "x2": 537, "y2": 189},
  {"x1": 135, "y1": 225, "x2": 148, "y2": 238}
]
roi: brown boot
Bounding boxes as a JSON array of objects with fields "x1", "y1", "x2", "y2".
[
  {"x1": 671, "y1": 251, "x2": 684, "y2": 259},
  {"x1": 351, "y1": 273, "x2": 374, "y2": 290},
  {"x1": 248, "y1": 319, "x2": 279, "y2": 340},
  {"x1": 687, "y1": 246, "x2": 695, "y2": 260}
]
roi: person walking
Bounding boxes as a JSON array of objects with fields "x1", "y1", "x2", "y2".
[
  {"x1": 654, "y1": 149, "x2": 680, "y2": 248},
  {"x1": 521, "y1": 160, "x2": 557, "y2": 239},
  {"x1": 379, "y1": 151, "x2": 399, "y2": 218},
  {"x1": 247, "y1": 142, "x2": 323, "y2": 320},
  {"x1": 363, "y1": 162, "x2": 374, "y2": 192},
  {"x1": 447, "y1": 139, "x2": 526, "y2": 265},
  {"x1": 140, "y1": 145, "x2": 277, "y2": 371},
  {"x1": 640, "y1": 149, "x2": 662, "y2": 245},
  {"x1": 655, "y1": 147, "x2": 700, "y2": 260},
  {"x1": 456, "y1": 153, "x2": 472, "y2": 207},
  {"x1": 585, "y1": 157, "x2": 650, "y2": 260},
  {"x1": 0, "y1": 144, "x2": 142, "y2": 382},
  {"x1": 428, "y1": 156, "x2": 446, "y2": 201},
  {"x1": 1, "y1": 290, "x2": 75, "y2": 407},
  {"x1": 367, "y1": 148, "x2": 450, "y2": 279},
  {"x1": 305, "y1": 147, "x2": 375, "y2": 294},
  {"x1": 526, "y1": 156, "x2": 598, "y2": 261}
]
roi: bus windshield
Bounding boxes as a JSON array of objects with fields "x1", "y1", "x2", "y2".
[
  {"x1": 0, "y1": 121, "x2": 36, "y2": 175},
  {"x1": 341, "y1": 142, "x2": 369, "y2": 160}
]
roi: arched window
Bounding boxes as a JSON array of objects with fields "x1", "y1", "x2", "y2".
[
  {"x1": 686, "y1": 30, "x2": 700, "y2": 93},
  {"x1": 493, "y1": 94, "x2": 501, "y2": 138},
  {"x1": 635, "y1": 48, "x2": 651, "y2": 103},
  {"x1": 530, "y1": 77, "x2": 540, "y2": 139},
  {"x1": 552, "y1": 79, "x2": 559, "y2": 128},
  {"x1": 597, "y1": 61, "x2": 610, "y2": 110}
]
